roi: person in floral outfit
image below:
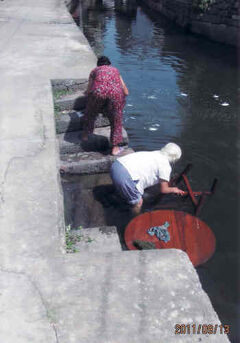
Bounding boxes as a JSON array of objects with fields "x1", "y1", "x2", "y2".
[{"x1": 82, "y1": 56, "x2": 129, "y2": 155}]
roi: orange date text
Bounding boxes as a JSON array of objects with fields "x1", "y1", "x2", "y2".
[{"x1": 175, "y1": 324, "x2": 230, "y2": 335}]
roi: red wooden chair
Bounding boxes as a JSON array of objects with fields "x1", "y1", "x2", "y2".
[{"x1": 170, "y1": 163, "x2": 218, "y2": 216}]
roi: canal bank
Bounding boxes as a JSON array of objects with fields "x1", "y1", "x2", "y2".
[
  {"x1": 141, "y1": 0, "x2": 239, "y2": 46},
  {"x1": 0, "y1": 0, "x2": 231, "y2": 342}
]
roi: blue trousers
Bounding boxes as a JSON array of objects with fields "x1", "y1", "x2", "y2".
[{"x1": 110, "y1": 160, "x2": 142, "y2": 205}]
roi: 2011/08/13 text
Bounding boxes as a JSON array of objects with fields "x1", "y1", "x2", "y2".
[{"x1": 175, "y1": 324, "x2": 230, "y2": 335}]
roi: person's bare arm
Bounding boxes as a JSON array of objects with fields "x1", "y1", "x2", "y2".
[
  {"x1": 120, "y1": 75, "x2": 129, "y2": 96},
  {"x1": 160, "y1": 181, "x2": 185, "y2": 195}
]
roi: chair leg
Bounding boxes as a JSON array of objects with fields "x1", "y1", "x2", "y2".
[{"x1": 195, "y1": 193, "x2": 208, "y2": 216}]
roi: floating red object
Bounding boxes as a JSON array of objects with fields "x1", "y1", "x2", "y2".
[{"x1": 124, "y1": 210, "x2": 216, "y2": 267}]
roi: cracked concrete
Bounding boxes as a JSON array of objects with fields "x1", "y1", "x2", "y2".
[
  {"x1": 0, "y1": 268, "x2": 57, "y2": 342},
  {"x1": 0, "y1": 0, "x2": 230, "y2": 342},
  {"x1": 0, "y1": 107, "x2": 47, "y2": 207}
]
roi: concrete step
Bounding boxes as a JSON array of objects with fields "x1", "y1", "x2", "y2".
[
  {"x1": 60, "y1": 147, "x2": 134, "y2": 175},
  {"x1": 34, "y1": 249, "x2": 229, "y2": 343},
  {"x1": 56, "y1": 111, "x2": 109, "y2": 134},
  {"x1": 55, "y1": 89, "x2": 87, "y2": 111},
  {"x1": 66, "y1": 226, "x2": 122, "y2": 253},
  {"x1": 58, "y1": 126, "x2": 129, "y2": 155}
]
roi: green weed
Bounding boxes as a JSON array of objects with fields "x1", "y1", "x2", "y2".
[
  {"x1": 53, "y1": 88, "x2": 74, "y2": 100},
  {"x1": 65, "y1": 225, "x2": 94, "y2": 253}
]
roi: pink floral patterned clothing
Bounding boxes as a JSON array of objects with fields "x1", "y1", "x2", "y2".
[{"x1": 83, "y1": 65, "x2": 125, "y2": 146}]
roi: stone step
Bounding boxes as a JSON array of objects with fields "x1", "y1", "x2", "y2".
[
  {"x1": 60, "y1": 147, "x2": 134, "y2": 175},
  {"x1": 58, "y1": 126, "x2": 129, "y2": 155},
  {"x1": 56, "y1": 111, "x2": 109, "y2": 134},
  {"x1": 55, "y1": 89, "x2": 87, "y2": 111},
  {"x1": 52, "y1": 78, "x2": 88, "y2": 93},
  {"x1": 66, "y1": 226, "x2": 122, "y2": 253}
]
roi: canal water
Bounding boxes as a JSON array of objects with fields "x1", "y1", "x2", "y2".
[{"x1": 66, "y1": 0, "x2": 239, "y2": 340}]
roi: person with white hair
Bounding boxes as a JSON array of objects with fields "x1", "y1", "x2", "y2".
[{"x1": 110, "y1": 143, "x2": 185, "y2": 214}]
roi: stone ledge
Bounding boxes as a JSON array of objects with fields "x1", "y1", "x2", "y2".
[
  {"x1": 56, "y1": 111, "x2": 109, "y2": 133},
  {"x1": 58, "y1": 126, "x2": 129, "y2": 155},
  {"x1": 32, "y1": 249, "x2": 230, "y2": 343},
  {"x1": 191, "y1": 21, "x2": 238, "y2": 45},
  {"x1": 66, "y1": 226, "x2": 122, "y2": 253},
  {"x1": 52, "y1": 78, "x2": 88, "y2": 92},
  {"x1": 60, "y1": 147, "x2": 134, "y2": 174},
  {"x1": 55, "y1": 89, "x2": 87, "y2": 111}
]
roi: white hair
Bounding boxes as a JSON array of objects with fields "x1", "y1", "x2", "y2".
[{"x1": 160, "y1": 143, "x2": 182, "y2": 163}]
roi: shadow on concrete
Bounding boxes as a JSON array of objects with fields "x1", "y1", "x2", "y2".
[
  {"x1": 63, "y1": 130, "x2": 110, "y2": 153},
  {"x1": 92, "y1": 184, "x2": 133, "y2": 249},
  {"x1": 73, "y1": 94, "x2": 87, "y2": 111},
  {"x1": 80, "y1": 136, "x2": 110, "y2": 153}
]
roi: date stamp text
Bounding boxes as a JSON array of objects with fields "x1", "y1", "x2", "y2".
[{"x1": 175, "y1": 324, "x2": 230, "y2": 335}]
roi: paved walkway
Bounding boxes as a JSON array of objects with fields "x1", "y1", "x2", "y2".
[
  {"x1": 0, "y1": 0, "x2": 96, "y2": 264},
  {"x1": 0, "y1": 1, "x2": 229, "y2": 342}
]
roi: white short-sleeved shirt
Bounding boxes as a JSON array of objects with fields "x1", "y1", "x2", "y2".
[{"x1": 117, "y1": 151, "x2": 172, "y2": 195}]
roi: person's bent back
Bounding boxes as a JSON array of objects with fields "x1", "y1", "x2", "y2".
[{"x1": 110, "y1": 143, "x2": 185, "y2": 215}]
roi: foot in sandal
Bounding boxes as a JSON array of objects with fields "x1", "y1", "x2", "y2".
[{"x1": 111, "y1": 146, "x2": 124, "y2": 156}]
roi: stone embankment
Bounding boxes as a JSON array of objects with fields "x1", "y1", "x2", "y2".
[
  {"x1": 141, "y1": 0, "x2": 239, "y2": 46},
  {"x1": 0, "y1": 0, "x2": 230, "y2": 342}
]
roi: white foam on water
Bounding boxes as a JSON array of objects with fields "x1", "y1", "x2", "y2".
[{"x1": 147, "y1": 95, "x2": 157, "y2": 99}]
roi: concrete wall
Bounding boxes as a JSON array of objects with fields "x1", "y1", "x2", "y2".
[{"x1": 141, "y1": 0, "x2": 239, "y2": 46}]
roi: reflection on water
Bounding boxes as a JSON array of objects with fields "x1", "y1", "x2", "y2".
[{"x1": 67, "y1": 1, "x2": 239, "y2": 341}]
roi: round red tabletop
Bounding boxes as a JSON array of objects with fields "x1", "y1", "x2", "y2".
[{"x1": 124, "y1": 210, "x2": 216, "y2": 267}]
